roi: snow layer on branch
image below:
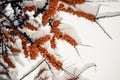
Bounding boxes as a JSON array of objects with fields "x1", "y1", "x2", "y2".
[
  {"x1": 23, "y1": 0, "x2": 48, "y2": 9},
  {"x1": 4, "y1": 3, "x2": 14, "y2": 17}
]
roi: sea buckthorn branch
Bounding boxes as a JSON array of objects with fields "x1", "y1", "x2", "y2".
[
  {"x1": 51, "y1": 20, "x2": 79, "y2": 47},
  {"x1": 18, "y1": 33, "x2": 61, "y2": 71},
  {"x1": 0, "y1": 11, "x2": 30, "y2": 43},
  {"x1": 19, "y1": 31, "x2": 34, "y2": 44},
  {"x1": 0, "y1": 72, "x2": 8, "y2": 77},
  {"x1": 19, "y1": 34, "x2": 63, "y2": 70},
  {"x1": 57, "y1": 3, "x2": 113, "y2": 39},
  {"x1": 1, "y1": 1, "x2": 61, "y2": 79},
  {"x1": 42, "y1": 0, "x2": 59, "y2": 26},
  {"x1": 2, "y1": 53, "x2": 16, "y2": 68},
  {"x1": 18, "y1": 33, "x2": 29, "y2": 58},
  {"x1": 8, "y1": 45, "x2": 21, "y2": 54},
  {"x1": 0, "y1": 38, "x2": 20, "y2": 56},
  {"x1": 25, "y1": 22, "x2": 38, "y2": 31},
  {"x1": 39, "y1": 46, "x2": 63, "y2": 70},
  {"x1": 1, "y1": 25, "x2": 16, "y2": 43},
  {"x1": 50, "y1": 36, "x2": 56, "y2": 49},
  {"x1": 34, "y1": 35, "x2": 51, "y2": 45},
  {"x1": 1, "y1": 36, "x2": 19, "y2": 66},
  {"x1": 57, "y1": 3, "x2": 95, "y2": 21},
  {"x1": 3, "y1": 29, "x2": 11, "y2": 39},
  {"x1": 62, "y1": 34, "x2": 78, "y2": 47},
  {"x1": 1, "y1": 1, "x2": 119, "y2": 80},
  {"x1": 34, "y1": 68, "x2": 48, "y2": 80},
  {"x1": 29, "y1": 44, "x2": 39, "y2": 59},
  {"x1": 37, "y1": 68, "x2": 48, "y2": 77},
  {"x1": 0, "y1": 3, "x2": 33, "y2": 70},
  {"x1": 60, "y1": 0, "x2": 85, "y2": 5},
  {"x1": 23, "y1": 5, "x2": 37, "y2": 13},
  {"x1": 2, "y1": 29, "x2": 13, "y2": 44},
  {"x1": 50, "y1": 20, "x2": 82, "y2": 57}
]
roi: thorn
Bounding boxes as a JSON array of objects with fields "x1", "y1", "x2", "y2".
[
  {"x1": 45, "y1": 60, "x2": 55, "y2": 78},
  {"x1": 95, "y1": 4, "x2": 101, "y2": 17},
  {"x1": 20, "y1": 59, "x2": 45, "y2": 80},
  {"x1": 95, "y1": 20, "x2": 112, "y2": 39},
  {"x1": 74, "y1": 67, "x2": 77, "y2": 75},
  {"x1": 65, "y1": 63, "x2": 76, "y2": 69},
  {"x1": 96, "y1": 12, "x2": 120, "y2": 19},
  {"x1": 62, "y1": 68, "x2": 76, "y2": 77},
  {"x1": 77, "y1": 63, "x2": 96, "y2": 76},
  {"x1": 74, "y1": 47, "x2": 83, "y2": 60},
  {"x1": 78, "y1": 43, "x2": 93, "y2": 47}
]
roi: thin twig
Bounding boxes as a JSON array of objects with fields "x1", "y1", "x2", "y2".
[
  {"x1": 65, "y1": 63, "x2": 76, "y2": 69},
  {"x1": 45, "y1": 60, "x2": 55, "y2": 77},
  {"x1": 20, "y1": 59, "x2": 45, "y2": 80},
  {"x1": 95, "y1": 20, "x2": 112, "y2": 39},
  {"x1": 62, "y1": 68, "x2": 76, "y2": 77},
  {"x1": 77, "y1": 63, "x2": 96, "y2": 76},
  {"x1": 95, "y1": 5, "x2": 101, "y2": 17},
  {"x1": 74, "y1": 47, "x2": 80, "y2": 57},
  {"x1": 0, "y1": 62, "x2": 12, "y2": 80},
  {"x1": 96, "y1": 12, "x2": 120, "y2": 19}
]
